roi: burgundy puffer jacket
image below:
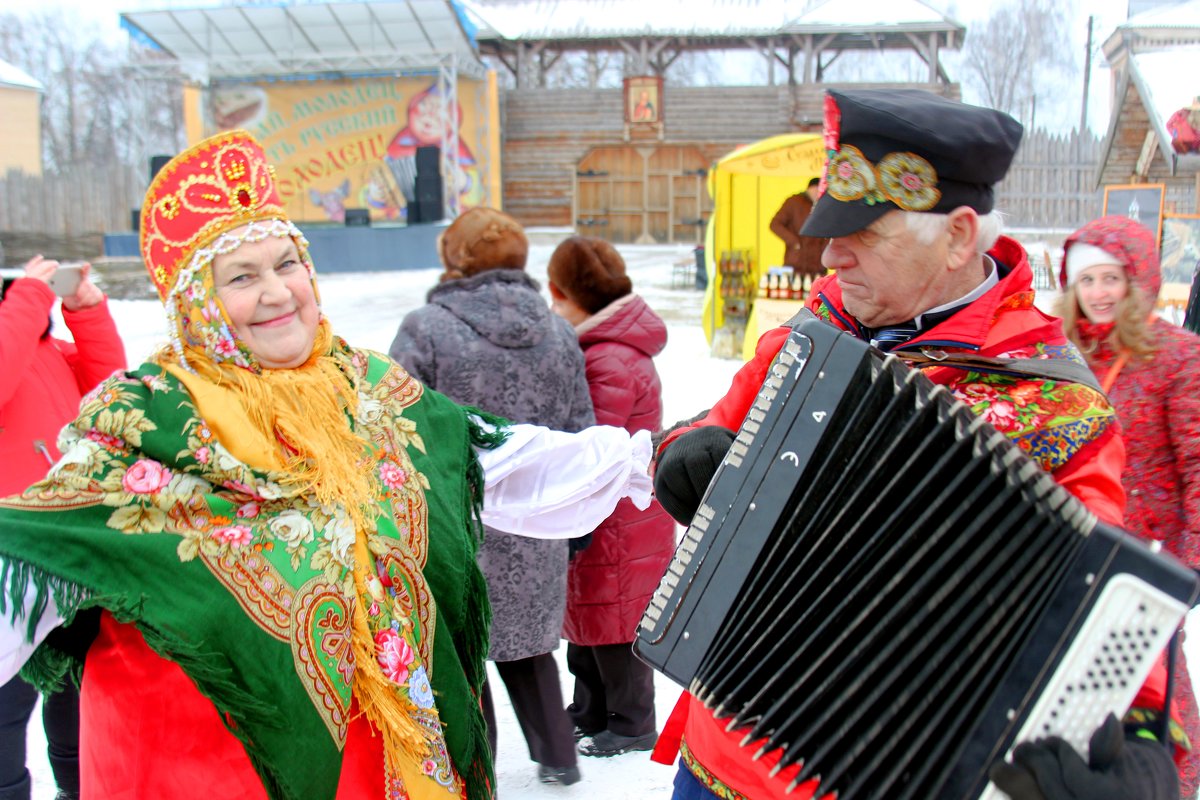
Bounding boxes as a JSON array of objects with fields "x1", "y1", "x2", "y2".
[{"x1": 563, "y1": 294, "x2": 678, "y2": 646}]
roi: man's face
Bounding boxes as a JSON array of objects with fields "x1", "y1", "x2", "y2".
[{"x1": 821, "y1": 210, "x2": 951, "y2": 328}]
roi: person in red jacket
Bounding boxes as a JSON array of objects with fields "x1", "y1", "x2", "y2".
[
  {"x1": 0, "y1": 255, "x2": 125, "y2": 800},
  {"x1": 653, "y1": 89, "x2": 1181, "y2": 800},
  {"x1": 547, "y1": 236, "x2": 678, "y2": 759},
  {"x1": 1058, "y1": 215, "x2": 1200, "y2": 797}
]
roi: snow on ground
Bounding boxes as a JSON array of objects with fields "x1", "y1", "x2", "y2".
[{"x1": 24, "y1": 242, "x2": 1200, "y2": 798}]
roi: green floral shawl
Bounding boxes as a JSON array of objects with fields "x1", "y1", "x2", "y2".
[{"x1": 0, "y1": 342, "x2": 499, "y2": 800}]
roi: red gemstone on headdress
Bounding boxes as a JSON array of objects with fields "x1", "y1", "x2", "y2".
[{"x1": 237, "y1": 188, "x2": 252, "y2": 207}]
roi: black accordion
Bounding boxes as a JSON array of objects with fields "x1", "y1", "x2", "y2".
[{"x1": 635, "y1": 315, "x2": 1199, "y2": 800}]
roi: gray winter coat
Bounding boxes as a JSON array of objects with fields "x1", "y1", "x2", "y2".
[{"x1": 388, "y1": 269, "x2": 595, "y2": 661}]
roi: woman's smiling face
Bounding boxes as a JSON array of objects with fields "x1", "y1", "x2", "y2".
[
  {"x1": 1074, "y1": 261, "x2": 1128, "y2": 325},
  {"x1": 211, "y1": 229, "x2": 320, "y2": 368}
]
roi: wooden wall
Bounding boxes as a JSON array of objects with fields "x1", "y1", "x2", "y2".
[
  {"x1": 500, "y1": 82, "x2": 959, "y2": 230},
  {"x1": 0, "y1": 166, "x2": 145, "y2": 238}
]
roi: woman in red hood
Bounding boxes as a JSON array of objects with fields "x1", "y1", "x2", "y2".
[{"x1": 1059, "y1": 214, "x2": 1200, "y2": 796}]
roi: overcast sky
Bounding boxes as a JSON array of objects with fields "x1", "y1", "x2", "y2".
[{"x1": 0, "y1": 0, "x2": 1138, "y2": 134}]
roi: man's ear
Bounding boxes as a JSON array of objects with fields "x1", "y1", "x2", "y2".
[
  {"x1": 548, "y1": 282, "x2": 566, "y2": 301},
  {"x1": 945, "y1": 206, "x2": 980, "y2": 271}
]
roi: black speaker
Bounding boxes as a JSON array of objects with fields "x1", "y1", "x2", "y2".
[
  {"x1": 131, "y1": 209, "x2": 140, "y2": 233},
  {"x1": 410, "y1": 174, "x2": 444, "y2": 224},
  {"x1": 415, "y1": 175, "x2": 443, "y2": 206},
  {"x1": 415, "y1": 145, "x2": 440, "y2": 177},
  {"x1": 149, "y1": 155, "x2": 172, "y2": 182},
  {"x1": 344, "y1": 208, "x2": 370, "y2": 227}
]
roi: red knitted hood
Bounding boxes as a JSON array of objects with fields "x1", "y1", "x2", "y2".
[{"x1": 1062, "y1": 216, "x2": 1161, "y2": 307}]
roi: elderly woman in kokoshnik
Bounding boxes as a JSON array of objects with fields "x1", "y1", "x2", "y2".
[{"x1": 0, "y1": 130, "x2": 653, "y2": 800}]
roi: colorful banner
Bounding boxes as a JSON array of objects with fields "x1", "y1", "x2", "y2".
[{"x1": 200, "y1": 77, "x2": 491, "y2": 223}]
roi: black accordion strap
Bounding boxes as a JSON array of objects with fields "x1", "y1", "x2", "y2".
[{"x1": 781, "y1": 308, "x2": 1105, "y2": 394}]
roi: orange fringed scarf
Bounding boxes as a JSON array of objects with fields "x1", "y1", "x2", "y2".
[{"x1": 167, "y1": 321, "x2": 377, "y2": 532}]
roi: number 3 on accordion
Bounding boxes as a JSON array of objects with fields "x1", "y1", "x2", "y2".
[{"x1": 635, "y1": 316, "x2": 1200, "y2": 800}]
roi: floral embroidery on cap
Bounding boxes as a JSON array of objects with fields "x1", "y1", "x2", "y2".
[
  {"x1": 877, "y1": 152, "x2": 941, "y2": 211},
  {"x1": 824, "y1": 145, "x2": 941, "y2": 212},
  {"x1": 825, "y1": 144, "x2": 878, "y2": 203}
]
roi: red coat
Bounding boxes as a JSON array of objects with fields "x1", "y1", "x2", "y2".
[
  {"x1": 1064, "y1": 215, "x2": 1200, "y2": 795},
  {"x1": 1064, "y1": 217, "x2": 1200, "y2": 568},
  {"x1": 656, "y1": 237, "x2": 1146, "y2": 800},
  {"x1": 0, "y1": 278, "x2": 126, "y2": 495},
  {"x1": 563, "y1": 294, "x2": 677, "y2": 646}
]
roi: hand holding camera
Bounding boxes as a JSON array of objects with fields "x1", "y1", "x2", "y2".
[{"x1": 23, "y1": 255, "x2": 103, "y2": 311}]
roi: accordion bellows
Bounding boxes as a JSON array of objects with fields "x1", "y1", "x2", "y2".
[{"x1": 636, "y1": 314, "x2": 1199, "y2": 800}]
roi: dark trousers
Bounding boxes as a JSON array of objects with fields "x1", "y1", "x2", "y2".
[
  {"x1": 566, "y1": 642, "x2": 656, "y2": 738},
  {"x1": 481, "y1": 653, "x2": 577, "y2": 769},
  {"x1": 672, "y1": 761, "x2": 719, "y2": 799},
  {"x1": 0, "y1": 676, "x2": 80, "y2": 800}
]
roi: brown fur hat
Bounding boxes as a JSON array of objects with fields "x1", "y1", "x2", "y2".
[
  {"x1": 546, "y1": 236, "x2": 632, "y2": 314},
  {"x1": 437, "y1": 206, "x2": 528, "y2": 281}
]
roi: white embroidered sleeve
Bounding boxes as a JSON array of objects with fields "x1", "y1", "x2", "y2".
[
  {"x1": 475, "y1": 422, "x2": 653, "y2": 539},
  {"x1": 0, "y1": 571, "x2": 64, "y2": 683}
]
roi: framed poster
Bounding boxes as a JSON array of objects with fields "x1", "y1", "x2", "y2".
[
  {"x1": 624, "y1": 76, "x2": 662, "y2": 124},
  {"x1": 1161, "y1": 214, "x2": 1200, "y2": 285},
  {"x1": 1102, "y1": 183, "x2": 1166, "y2": 251}
]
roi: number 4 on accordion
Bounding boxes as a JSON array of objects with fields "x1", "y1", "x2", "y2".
[{"x1": 636, "y1": 315, "x2": 1200, "y2": 800}]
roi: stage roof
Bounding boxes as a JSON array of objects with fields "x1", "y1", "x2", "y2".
[{"x1": 120, "y1": 1, "x2": 487, "y2": 82}]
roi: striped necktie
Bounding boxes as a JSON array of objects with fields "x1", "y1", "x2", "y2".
[{"x1": 869, "y1": 323, "x2": 918, "y2": 352}]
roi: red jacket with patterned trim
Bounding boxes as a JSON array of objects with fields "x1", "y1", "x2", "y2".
[{"x1": 654, "y1": 236, "x2": 1148, "y2": 800}]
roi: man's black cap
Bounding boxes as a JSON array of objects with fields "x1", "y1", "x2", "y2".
[{"x1": 801, "y1": 89, "x2": 1024, "y2": 238}]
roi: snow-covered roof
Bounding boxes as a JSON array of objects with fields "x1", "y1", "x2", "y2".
[
  {"x1": 1102, "y1": 0, "x2": 1200, "y2": 59},
  {"x1": 0, "y1": 58, "x2": 42, "y2": 92},
  {"x1": 1119, "y1": 0, "x2": 1200, "y2": 31},
  {"x1": 1129, "y1": 46, "x2": 1200, "y2": 173},
  {"x1": 1132, "y1": 48, "x2": 1200, "y2": 134},
  {"x1": 784, "y1": 0, "x2": 964, "y2": 33},
  {"x1": 466, "y1": 0, "x2": 793, "y2": 40},
  {"x1": 466, "y1": 0, "x2": 961, "y2": 41},
  {"x1": 120, "y1": 1, "x2": 486, "y2": 82}
]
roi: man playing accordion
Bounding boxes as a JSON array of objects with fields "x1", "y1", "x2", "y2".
[{"x1": 653, "y1": 89, "x2": 1186, "y2": 800}]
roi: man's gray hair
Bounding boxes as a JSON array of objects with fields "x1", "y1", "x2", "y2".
[{"x1": 903, "y1": 210, "x2": 1005, "y2": 253}]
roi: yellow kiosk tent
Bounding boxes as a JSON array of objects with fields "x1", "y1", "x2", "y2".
[{"x1": 702, "y1": 133, "x2": 825, "y2": 358}]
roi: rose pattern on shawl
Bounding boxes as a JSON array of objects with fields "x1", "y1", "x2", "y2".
[
  {"x1": 211, "y1": 524, "x2": 254, "y2": 548},
  {"x1": 379, "y1": 460, "x2": 408, "y2": 493},
  {"x1": 0, "y1": 346, "x2": 477, "y2": 796},
  {"x1": 947, "y1": 344, "x2": 1114, "y2": 473},
  {"x1": 374, "y1": 627, "x2": 415, "y2": 684}
]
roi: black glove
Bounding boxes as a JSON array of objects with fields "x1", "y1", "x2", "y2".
[
  {"x1": 989, "y1": 713, "x2": 1179, "y2": 800},
  {"x1": 653, "y1": 425, "x2": 736, "y2": 525}
]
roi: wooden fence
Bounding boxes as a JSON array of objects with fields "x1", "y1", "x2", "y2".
[
  {"x1": 0, "y1": 127, "x2": 1105, "y2": 252},
  {"x1": 0, "y1": 165, "x2": 145, "y2": 237},
  {"x1": 994, "y1": 130, "x2": 1103, "y2": 231}
]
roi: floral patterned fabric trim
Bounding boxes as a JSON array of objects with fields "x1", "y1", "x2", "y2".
[
  {"x1": 679, "y1": 738, "x2": 753, "y2": 800},
  {"x1": 1125, "y1": 707, "x2": 1192, "y2": 753}
]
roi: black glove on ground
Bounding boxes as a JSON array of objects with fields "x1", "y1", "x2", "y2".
[
  {"x1": 653, "y1": 425, "x2": 736, "y2": 525},
  {"x1": 989, "y1": 713, "x2": 1179, "y2": 800}
]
